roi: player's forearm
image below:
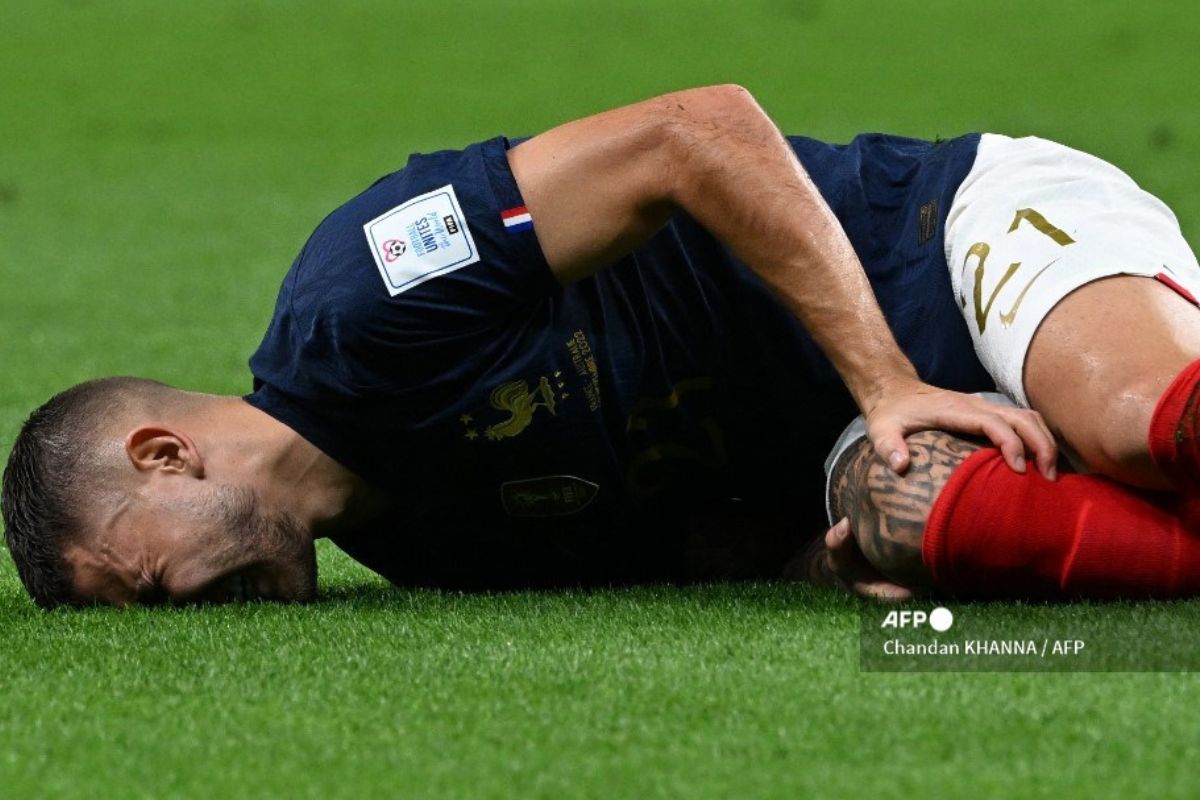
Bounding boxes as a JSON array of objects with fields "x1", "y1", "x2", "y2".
[
  {"x1": 661, "y1": 86, "x2": 918, "y2": 408},
  {"x1": 509, "y1": 85, "x2": 917, "y2": 409}
]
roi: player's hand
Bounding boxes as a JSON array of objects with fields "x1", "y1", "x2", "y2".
[
  {"x1": 823, "y1": 518, "x2": 914, "y2": 602},
  {"x1": 863, "y1": 377, "x2": 1057, "y2": 479}
]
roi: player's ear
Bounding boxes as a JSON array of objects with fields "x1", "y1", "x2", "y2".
[{"x1": 124, "y1": 425, "x2": 205, "y2": 478}]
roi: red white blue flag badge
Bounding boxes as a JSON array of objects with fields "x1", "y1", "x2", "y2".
[{"x1": 500, "y1": 205, "x2": 533, "y2": 233}]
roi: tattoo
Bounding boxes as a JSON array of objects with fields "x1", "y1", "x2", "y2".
[{"x1": 829, "y1": 431, "x2": 981, "y2": 588}]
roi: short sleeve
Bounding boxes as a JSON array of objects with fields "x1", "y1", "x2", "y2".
[
  {"x1": 328, "y1": 136, "x2": 559, "y2": 323},
  {"x1": 249, "y1": 136, "x2": 562, "y2": 403}
]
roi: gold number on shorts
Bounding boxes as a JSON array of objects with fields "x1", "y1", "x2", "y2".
[
  {"x1": 962, "y1": 208, "x2": 1076, "y2": 333},
  {"x1": 965, "y1": 242, "x2": 1021, "y2": 334},
  {"x1": 1008, "y1": 208, "x2": 1076, "y2": 246}
]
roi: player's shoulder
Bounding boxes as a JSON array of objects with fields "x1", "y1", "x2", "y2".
[
  {"x1": 300, "y1": 138, "x2": 503, "y2": 276},
  {"x1": 281, "y1": 137, "x2": 502, "y2": 311},
  {"x1": 271, "y1": 131, "x2": 551, "y2": 351}
]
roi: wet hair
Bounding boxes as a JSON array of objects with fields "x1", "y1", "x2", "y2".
[{"x1": 2, "y1": 377, "x2": 172, "y2": 608}]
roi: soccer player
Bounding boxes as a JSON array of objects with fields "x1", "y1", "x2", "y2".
[{"x1": 0, "y1": 86, "x2": 1190, "y2": 607}]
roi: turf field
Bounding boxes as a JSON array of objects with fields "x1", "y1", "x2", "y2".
[{"x1": 3, "y1": 1, "x2": 1200, "y2": 797}]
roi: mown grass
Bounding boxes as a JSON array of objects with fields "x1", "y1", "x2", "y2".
[
  {"x1": 4, "y1": 553, "x2": 1198, "y2": 799},
  {"x1": 3, "y1": 1, "x2": 1200, "y2": 797}
]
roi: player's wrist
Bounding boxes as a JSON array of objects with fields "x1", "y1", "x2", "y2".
[{"x1": 852, "y1": 363, "x2": 922, "y2": 415}]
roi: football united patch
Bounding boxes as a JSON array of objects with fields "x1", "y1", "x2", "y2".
[{"x1": 363, "y1": 184, "x2": 480, "y2": 296}]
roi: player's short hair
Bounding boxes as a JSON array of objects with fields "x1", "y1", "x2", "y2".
[{"x1": 1, "y1": 377, "x2": 171, "y2": 608}]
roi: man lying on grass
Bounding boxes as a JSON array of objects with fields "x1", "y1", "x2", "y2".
[{"x1": 5, "y1": 85, "x2": 1200, "y2": 607}]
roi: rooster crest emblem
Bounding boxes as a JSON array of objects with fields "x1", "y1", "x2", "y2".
[{"x1": 483, "y1": 375, "x2": 559, "y2": 441}]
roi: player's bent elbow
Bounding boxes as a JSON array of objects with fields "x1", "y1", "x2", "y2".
[
  {"x1": 655, "y1": 84, "x2": 772, "y2": 199},
  {"x1": 697, "y1": 83, "x2": 758, "y2": 108},
  {"x1": 659, "y1": 84, "x2": 765, "y2": 139}
]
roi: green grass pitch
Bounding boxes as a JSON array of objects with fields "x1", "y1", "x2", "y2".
[{"x1": 2, "y1": 1, "x2": 1200, "y2": 797}]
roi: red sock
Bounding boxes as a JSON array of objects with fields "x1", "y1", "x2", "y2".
[
  {"x1": 923, "y1": 449, "x2": 1200, "y2": 599},
  {"x1": 1148, "y1": 358, "x2": 1200, "y2": 492}
]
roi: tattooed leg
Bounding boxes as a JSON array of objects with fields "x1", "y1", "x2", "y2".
[{"x1": 828, "y1": 430, "x2": 982, "y2": 590}]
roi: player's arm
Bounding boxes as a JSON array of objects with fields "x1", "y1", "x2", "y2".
[{"x1": 507, "y1": 85, "x2": 1055, "y2": 476}]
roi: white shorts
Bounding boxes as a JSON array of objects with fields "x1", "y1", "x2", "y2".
[{"x1": 946, "y1": 133, "x2": 1200, "y2": 407}]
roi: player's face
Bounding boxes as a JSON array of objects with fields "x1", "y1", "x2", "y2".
[{"x1": 67, "y1": 485, "x2": 317, "y2": 607}]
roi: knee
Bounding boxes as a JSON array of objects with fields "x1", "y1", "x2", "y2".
[{"x1": 1075, "y1": 375, "x2": 1166, "y2": 486}]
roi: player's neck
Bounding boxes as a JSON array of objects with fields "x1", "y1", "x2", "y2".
[{"x1": 204, "y1": 396, "x2": 387, "y2": 538}]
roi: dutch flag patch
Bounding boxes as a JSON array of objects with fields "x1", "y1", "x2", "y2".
[{"x1": 500, "y1": 205, "x2": 533, "y2": 233}]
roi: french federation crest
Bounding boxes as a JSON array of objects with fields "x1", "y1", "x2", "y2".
[{"x1": 500, "y1": 475, "x2": 599, "y2": 518}]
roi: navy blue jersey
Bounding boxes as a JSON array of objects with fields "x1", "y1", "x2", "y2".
[{"x1": 246, "y1": 133, "x2": 991, "y2": 587}]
